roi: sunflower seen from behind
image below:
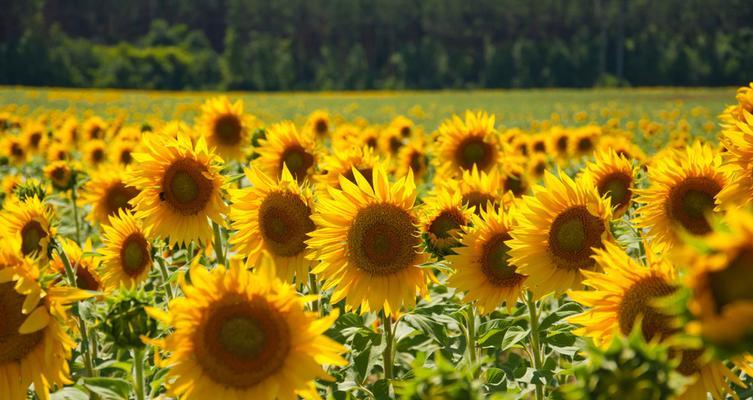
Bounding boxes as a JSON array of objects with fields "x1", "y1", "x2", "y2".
[
  {"x1": 127, "y1": 134, "x2": 228, "y2": 246},
  {"x1": 100, "y1": 209, "x2": 153, "y2": 290},
  {"x1": 508, "y1": 171, "x2": 613, "y2": 299},
  {"x1": 256, "y1": 121, "x2": 318, "y2": 184},
  {"x1": 447, "y1": 205, "x2": 526, "y2": 314},
  {"x1": 580, "y1": 149, "x2": 637, "y2": 218},
  {"x1": 146, "y1": 256, "x2": 346, "y2": 400},
  {"x1": 229, "y1": 165, "x2": 315, "y2": 283},
  {"x1": 308, "y1": 166, "x2": 428, "y2": 316},
  {"x1": 634, "y1": 142, "x2": 726, "y2": 245},
  {"x1": 198, "y1": 96, "x2": 252, "y2": 161}
]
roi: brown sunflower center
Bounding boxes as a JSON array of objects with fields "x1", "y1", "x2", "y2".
[
  {"x1": 428, "y1": 209, "x2": 466, "y2": 239},
  {"x1": 92, "y1": 148, "x2": 105, "y2": 163},
  {"x1": 342, "y1": 167, "x2": 374, "y2": 188},
  {"x1": 455, "y1": 136, "x2": 495, "y2": 171},
  {"x1": 51, "y1": 166, "x2": 68, "y2": 182},
  {"x1": 120, "y1": 150, "x2": 132, "y2": 165},
  {"x1": 91, "y1": 126, "x2": 103, "y2": 139},
  {"x1": 533, "y1": 161, "x2": 547, "y2": 177},
  {"x1": 348, "y1": 203, "x2": 419, "y2": 276},
  {"x1": 504, "y1": 174, "x2": 527, "y2": 197},
  {"x1": 30, "y1": 132, "x2": 42, "y2": 148},
  {"x1": 533, "y1": 141, "x2": 546, "y2": 153},
  {"x1": 400, "y1": 126, "x2": 411, "y2": 137},
  {"x1": 708, "y1": 247, "x2": 753, "y2": 313},
  {"x1": 666, "y1": 176, "x2": 721, "y2": 235},
  {"x1": 577, "y1": 137, "x2": 593, "y2": 152},
  {"x1": 481, "y1": 233, "x2": 526, "y2": 287},
  {"x1": 314, "y1": 119, "x2": 328, "y2": 135},
  {"x1": 597, "y1": 172, "x2": 632, "y2": 211},
  {"x1": 409, "y1": 151, "x2": 425, "y2": 176},
  {"x1": 556, "y1": 136, "x2": 568, "y2": 152},
  {"x1": 196, "y1": 296, "x2": 291, "y2": 388},
  {"x1": 0, "y1": 282, "x2": 45, "y2": 363},
  {"x1": 105, "y1": 182, "x2": 139, "y2": 217},
  {"x1": 389, "y1": 137, "x2": 403, "y2": 154},
  {"x1": 162, "y1": 158, "x2": 213, "y2": 215},
  {"x1": 280, "y1": 145, "x2": 314, "y2": 183},
  {"x1": 214, "y1": 115, "x2": 243, "y2": 146},
  {"x1": 548, "y1": 206, "x2": 606, "y2": 270},
  {"x1": 258, "y1": 191, "x2": 315, "y2": 257},
  {"x1": 366, "y1": 137, "x2": 377, "y2": 149},
  {"x1": 10, "y1": 142, "x2": 24, "y2": 157},
  {"x1": 462, "y1": 191, "x2": 496, "y2": 215},
  {"x1": 675, "y1": 349, "x2": 703, "y2": 377},
  {"x1": 617, "y1": 275, "x2": 676, "y2": 341},
  {"x1": 120, "y1": 233, "x2": 151, "y2": 276},
  {"x1": 21, "y1": 220, "x2": 47, "y2": 256},
  {"x1": 74, "y1": 263, "x2": 101, "y2": 291}
]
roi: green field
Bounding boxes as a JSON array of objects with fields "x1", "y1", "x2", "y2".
[{"x1": 0, "y1": 86, "x2": 736, "y2": 129}]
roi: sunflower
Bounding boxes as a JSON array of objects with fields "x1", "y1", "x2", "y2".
[
  {"x1": 110, "y1": 139, "x2": 138, "y2": 166},
  {"x1": 127, "y1": 134, "x2": 228, "y2": 246},
  {"x1": 569, "y1": 126, "x2": 601, "y2": 158},
  {"x1": 378, "y1": 125, "x2": 405, "y2": 156},
  {"x1": 442, "y1": 165, "x2": 504, "y2": 215},
  {"x1": 3, "y1": 135, "x2": 27, "y2": 165},
  {"x1": 2, "y1": 174, "x2": 23, "y2": 198},
  {"x1": 308, "y1": 167, "x2": 429, "y2": 315},
  {"x1": 357, "y1": 126, "x2": 380, "y2": 150},
  {"x1": 420, "y1": 188, "x2": 473, "y2": 258},
  {"x1": 722, "y1": 82, "x2": 753, "y2": 124},
  {"x1": 100, "y1": 209, "x2": 153, "y2": 290},
  {"x1": 21, "y1": 121, "x2": 47, "y2": 155},
  {"x1": 597, "y1": 135, "x2": 647, "y2": 163},
  {"x1": 229, "y1": 166, "x2": 315, "y2": 282},
  {"x1": 634, "y1": 142, "x2": 726, "y2": 245},
  {"x1": 394, "y1": 135, "x2": 429, "y2": 183},
  {"x1": 158, "y1": 120, "x2": 196, "y2": 141},
  {"x1": 55, "y1": 117, "x2": 79, "y2": 146},
  {"x1": 79, "y1": 167, "x2": 140, "y2": 226},
  {"x1": 46, "y1": 142, "x2": 70, "y2": 162},
  {"x1": 0, "y1": 196, "x2": 55, "y2": 259},
  {"x1": 717, "y1": 110, "x2": 753, "y2": 209},
  {"x1": 82, "y1": 139, "x2": 108, "y2": 168},
  {"x1": 435, "y1": 111, "x2": 500, "y2": 177},
  {"x1": 198, "y1": 96, "x2": 252, "y2": 161},
  {"x1": 580, "y1": 149, "x2": 637, "y2": 218},
  {"x1": 527, "y1": 153, "x2": 550, "y2": 181},
  {"x1": 500, "y1": 159, "x2": 531, "y2": 198},
  {"x1": 530, "y1": 134, "x2": 548, "y2": 154},
  {"x1": 145, "y1": 257, "x2": 346, "y2": 400},
  {"x1": 549, "y1": 127, "x2": 571, "y2": 158},
  {"x1": 43, "y1": 160, "x2": 74, "y2": 191},
  {"x1": 507, "y1": 171, "x2": 613, "y2": 299},
  {"x1": 0, "y1": 253, "x2": 90, "y2": 400},
  {"x1": 305, "y1": 110, "x2": 330, "y2": 138},
  {"x1": 315, "y1": 145, "x2": 384, "y2": 191},
  {"x1": 51, "y1": 238, "x2": 103, "y2": 291},
  {"x1": 82, "y1": 116, "x2": 107, "y2": 141},
  {"x1": 447, "y1": 206, "x2": 526, "y2": 314},
  {"x1": 390, "y1": 115, "x2": 414, "y2": 138},
  {"x1": 256, "y1": 122, "x2": 317, "y2": 184},
  {"x1": 569, "y1": 241, "x2": 743, "y2": 400}
]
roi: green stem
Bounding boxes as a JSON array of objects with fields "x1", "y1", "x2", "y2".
[
  {"x1": 133, "y1": 348, "x2": 146, "y2": 400},
  {"x1": 70, "y1": 179, "x2": 81, "y2": 245},
  {"x1": 466, "y1": 305, "x2": 477, "y2": 367},
  {"x1": 526, "y1": 292, "x2": 545, "y2": 400},
  {"x1": 57, "y1": 247, "x2": 95, "y2": 377},
  {"x1": 382, "y1": 313, "x2": 395, "y2": 380},
  {"x1": 308, "y1": 273, "x2": 320, "y2": 313},
  {"x1": 212, "y1": 222, "x2": 226, "y2": 266},
  {"x1": 156, "y1": 257, "x2": 174, "y2": 301}
]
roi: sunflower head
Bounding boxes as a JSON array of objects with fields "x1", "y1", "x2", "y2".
[
  {"x1": 100, "y1": 209, "x2": 153, "y2": 290},
  {"x1": 305, "y1": 109, "x2": 330, "y2": 138},
  {"x1": 581, "y1": 149, "x2": 637, "y2": 218},
  {"x1": 82, "y1": 116, "x2": 107, "y2": 141},
  {"x1": 0, "y1": 196, "x2": 55, "y2": 260},
  {"x1": 83, "y1": 139, "x2": 108, "y2": 167},
  {"x1": 420, "y1": 188, "x2": 473, "y2": 258},
  {"x1": 442, "y1": 165, "x2": 504, "y2": 216},
  {"x1": 80, "y1": 167, "x2": 140, "y2": 226},
  {"x1": 717, "y1": 110, "x2": 753, "y2": 209},
  {"x1": 198, "y1": 96, "x2": 253, "y2": 161},
  {"x1": 395, "y1": 135, "x2": 429, "y2": 183},
  {"x1": 390, "y1": 115, "x2": 414, "y2": 138},
  {"x1": 51, "y1": 238, "x2": 103, "y2": 291},
  {"x1": 435, "y1": 111, "x2": 500, "y2": 177},
  {"x1": 43, "y1": 160, "x2": 75, "y2": 191},
  {"x1": 256, "y1": 121, "x2": 317, "y2": 184}
]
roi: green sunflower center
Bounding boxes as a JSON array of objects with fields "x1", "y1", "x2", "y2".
[
  {"x1": 280, "y1": 145, "x2": 314, "y2": 183},
  {"x1": 428, "y1": 210, "x2": 465, "y2": 239},
  {"x1": 481, "y1": 233, "x2": 525, "y2": 286},
  {"x1": 259, "y1": 191, "x2": 315, "y2": 257},
  {"x1": 163, "y1": 158, "x2": 213, "y2": 215},
  {"x1": 667, "y1": 176, "x2": 721, "y2": 235},
  {"x1": 219, "y1": 316, "x2": 265, "y2": 357},
  {"x1": 120, "y1": 234, "x2": 150, "y2": 276},
  {"x1": 548, "y1": 206, "x2": 606, "y2": 270},
  {"x1": 598, "y1": 172, "x2": 632, "y2": 211},
  {"x1": 105, "y1": 182, "x2": 138, "y2": 217}
]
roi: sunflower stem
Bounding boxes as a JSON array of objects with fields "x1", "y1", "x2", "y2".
[
  {"x1": 308, "y1": 272, "x2": 320, "y2": 314},
  {"x1": 70, "y1": 175, "x2": 81, "y2": 245},
  {"x1": 156, "y1": 257, "x2": 174, "y2": 301},
  {"x1": 212, "y1": 222, "x2": 226, "y2": 266},
  {"x1": 382, "y1": 313, "x2": 395, "y2": 380},
  {"x1": 525, "y1": 291, "x2": 545, "y2": 400},
  {"x1": 57, "y1": 246, "x2": 95, "y2": 378},
  {"x1": 133, "y1": 347, "x2": 146, "y2": 400},
  {"x1": 465, "y1": 305, "x2": 478, "y2": 369}
]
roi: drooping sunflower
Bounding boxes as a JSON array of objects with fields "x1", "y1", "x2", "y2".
[
  {"x1": 127, "y1": 134, "x2": 228, "y2": 246},
  {"x1": 100, "y1": 209, "x2": 153, "y2": 290},
  {"x1": 435, "y1": 111, "x2": 500, "y2": 177},
  {"x1": 0, "y1": 196, "x2": 55, "y2": 259},
  {"x1": 82, "y1": 139, "x2": 108, "y2": 168},
  {"x1": 420, "y1": 188, "x2": 473, "y2": 258},
  {"x1": 43, "y1": 160, "x2": 74, "y2": 191},
  {"x1": 315, "y1": 145, "x2": 384, "y2": 191},
  {"x1": 305, "y1": 109, "x2": 330, "y2": 138},
  {"x1": 717, "y1": 110, "x2": 753, "y2": 209},
  {"x1": 507, "y1": 171, "x2": 613, "y2": 299},
  {"x1": 308, "y1": 167, "x2": 429, "y2": 315},
  {"x1": 146, "y1": 258, "x2": 346, "y2": 400},
  {"x1": 580, "y1": 149, "x2": 637, "y2": 218},
  {"x1": 569, "y1": 241, "x2": 744, "y2": 400},
  {"x1": 394, "y1": 135, "x2": 429, "y2": 183},
  {"x1": 634, "y1": 142, "x2": 727, "y2": 245},
  {"x1": 256, "y1": 121, "x2": 318, "y2": 184},
  {"x1": 79, "y1": 167, "x2": 140, "y2": 226},
  {"x1": 442, "y1": 165, "x2": 504, "y2": 215},
  {"x1": 229, "y1": 166, "x2": 315, "y2": 282},
  {"x1": 51, "y1": 238, "x2": 103, "y2": 291},
  {"x1": 198, "y1": 96, "x2": 253, "y2": 161},
  {"x1": 447, "y1": 206, "x2": 526, "y2": 314},
  {"x1": 0, "y1": 253, "x2": 90, "y2": 400}
]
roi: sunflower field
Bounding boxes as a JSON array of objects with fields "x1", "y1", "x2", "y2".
[{"x1": 1, "y1": 84, "x2": 753, "y2": 400}]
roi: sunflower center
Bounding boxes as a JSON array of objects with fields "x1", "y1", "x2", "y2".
[
  {"x1": 0, "y1": 282, "x2": 45, "y2": 363},
  {"x1": 92, "y1": 148, "x2": 105, "y2": 163},
  {"x1": 91, "y1": 126, "x2": 103, "y2": 139},
  {"x1": 577, "y1": 137, "x2": 593, "y2": 152},
  {"x1": 617, "y1": 276, "x2": 676, "y2": 341},
  {"x1": 348, "y1": 203, "x2": 419, "y2": 276},
  {"x1": 548, "y1": 206, "x2": 606, "y2": 270},
  {"x1": 504, "y1": 174, "x2": 526, "y2": 197},
  {"x1": 258, "y1": 191, "x2": 315, "y2": 257},
  {"x1": 409, "y1": 152, "x2": 424, "y2": 176},
  {"x1": 533, "y1": 141, "x2": 546, "y2": 153},
  {"x1": 74, "y1": 264, "x2": 100, "y2": 291},
  {"x1": 11, "y1": 142, "x2": 23, "y2": 157},
  {"x1": 667, "y1": 176, "x2": 721, "y2": 235},
  {"x1": 400, "y1": 126, "x2": 411, "y2": 137},
  {"x1": 280, "y1": 145, "x2": 314, "y2": 183},
  {"x1": 120, "y1": 150, "x2": 132, "y2": 165},
  {"x1": 214, "y1": 115, "x2": 242, "y2": 146},
  {"x1": 456, "y1": 137, "x2": 494, "y2": 171},
  {"x1": 197, "y1": 296, "x2": 291, "y2": 389},
  {"x1": 462, "y1": 191, "x2": 496, "y2": 215},
  {"x1": 676, "y1": 349, "x2": 703, "y2": 377},
  {"x1": 21, "y1": 220, "x2": 47, "y2": 256},
  {"x1": 708, "y1": 247, "x2": 753, "y2": 313},
  {"x1": 30, "y1": 132, "x2": 42, "y2": 148},
  {"x1": 162, "y1": 158, "x2": 213, "y2": 215},
  {"x1": 428, "y1": 210, "x2": 465, "y2": 239},
  {"x1": 51, "y1": 166, "x2": 67, "y2": 182},
  {"x1": 597, "y1": 172, "x2": 632, "y2": 211},
  {"x1": 314, "y1": 119, "x2": 328, "y2": 135},
  {"x1": 389, "y1": 137, "x2": 403, "y2": 154},
  {"x1": 481, "y1": 233, "x2": 525, "y2": 286},
  {"x1": 120, "y1": 233, "x2": 150, "y2": 276},
  {"x1": 556, "y1": 136, "x2": 568, "y2": 152},
  {"x1": 105, "y1": 182, "x2": 138, "y2": 217},
  {"x1": 534, "y1": 161, "x2": 546, "y2": 176}
]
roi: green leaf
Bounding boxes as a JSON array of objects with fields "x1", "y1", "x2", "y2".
[
  {"x1": 50, "y1": 387, "x2": 90, "y2": 400},
  {"x1": 81, "y1": 377, "x2": 133, "y2": 400}
]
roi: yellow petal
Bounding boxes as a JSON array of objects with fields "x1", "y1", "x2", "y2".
[{"x1": 19, "y1": 307, "x2": 50, "y2": 334}]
